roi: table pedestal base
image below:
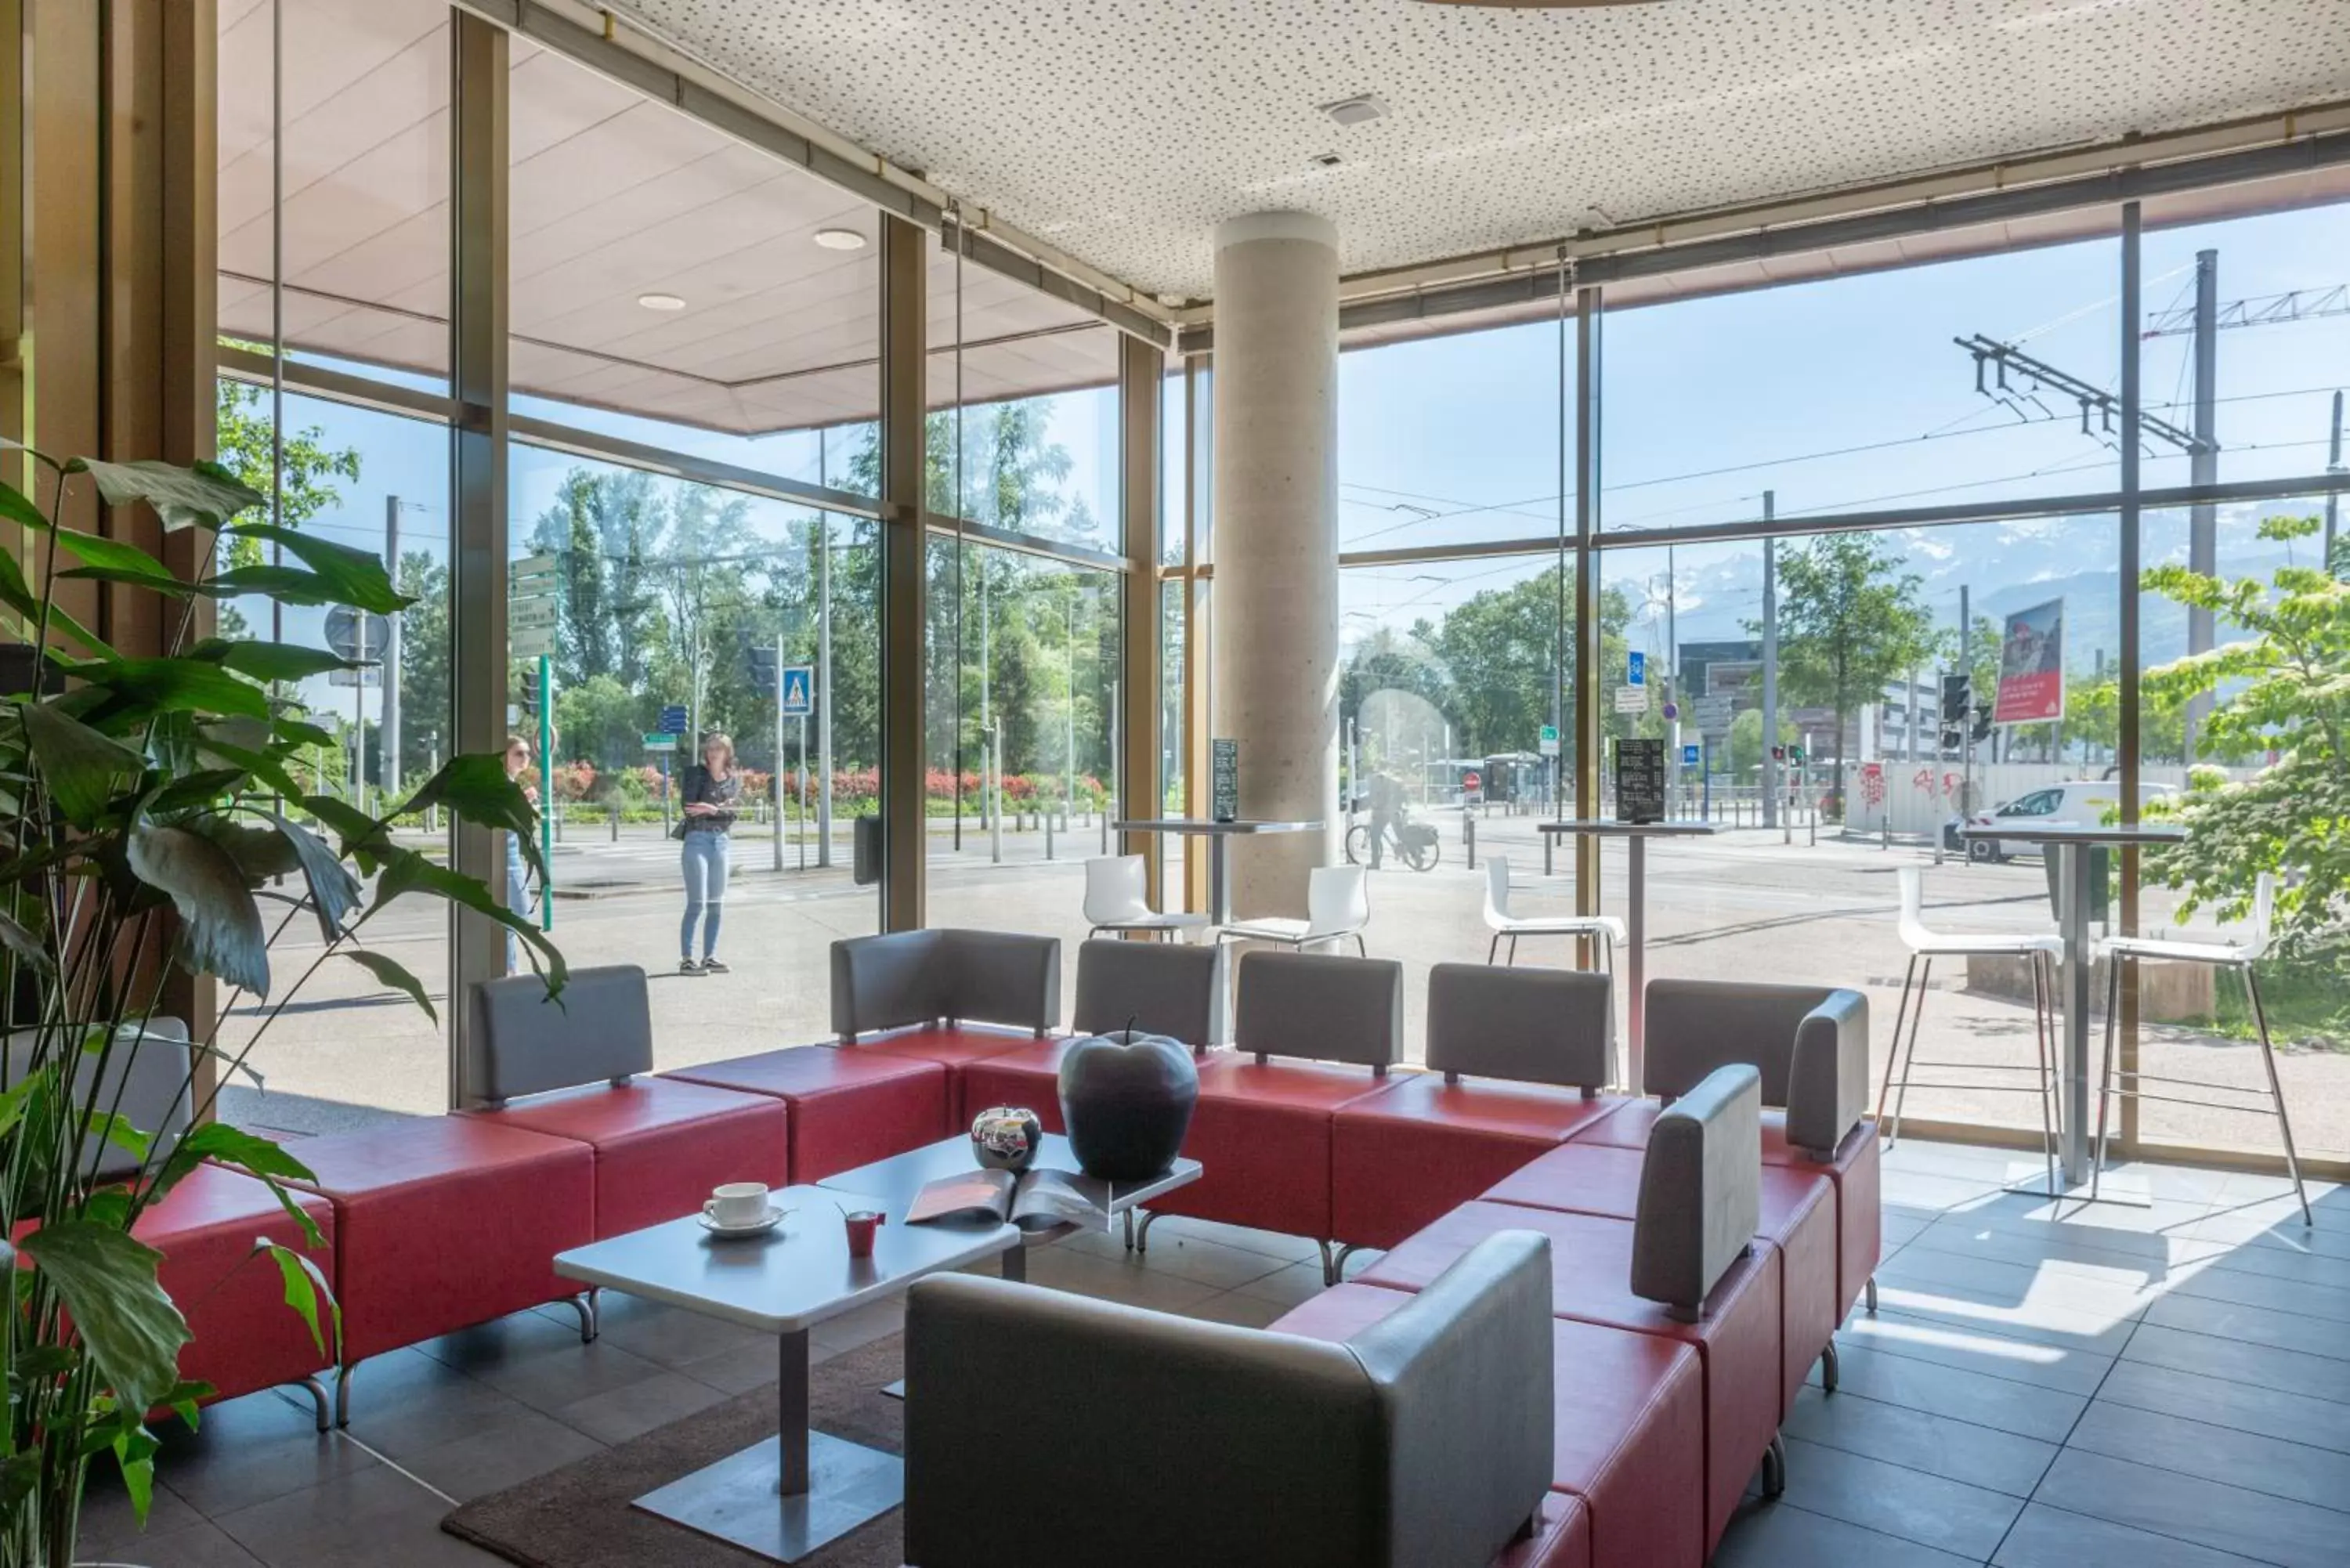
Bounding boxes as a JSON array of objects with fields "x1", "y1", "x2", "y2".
[
  {"x1": 2001, "y1": 1159, "x2": 2153, "y2": 1208},
  {"x1": 633, "y1": 1430, "x2": 903, "y2": 1564}
]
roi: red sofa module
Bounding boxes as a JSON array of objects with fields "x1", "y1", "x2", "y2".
[
  {"x1": 287, "y1": 1117, "x2": 594, "y2": 1417},
  {"x1": 1484, "y1": 1140, "x2": 1839, "y2": 1414},
  {"x1": 139, "y1": 1163, "x2": 337, "y2": 1422},
  {"x1": 953, "y1": 1036, "x2": 1076, "y2": 1132},
  {"x1": 1358, "y1": 1201, "x2": 1781, "y2": 1557},
  {"x1": 1144, "y1": 1052, "x2": 1393, "y2": 1241},
  {"x1": 852, "y1": 1025, "x2": 1054, "y2": 1125},
  {"x1": 1332, "y1": 1075, "x2": 1632, "y2": 1251},
  {"x1": 455, "y1": 1077, "x2": 788, "y2": 1238},
  {"x1": 1278, "y1": 1283, "x2": 1705, "y2": 1568},
  {"x1": 665, "y1": 1046, "x2": 949, "y2": 1183},
  {"x1": 1572, "y1": 1102, "x2": 1881, "y2": 1326}
]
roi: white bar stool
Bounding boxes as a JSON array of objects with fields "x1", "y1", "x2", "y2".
[
  {"x1": 2092, "y1": 873, "x2": 2309, "y2": 1224},
  {"x1": 1481, "y1": 857, "x2": 1625, "y2": 969},
  {"x1": 1878, "y1": 865, "x2": 2064, "y2": 1194}
]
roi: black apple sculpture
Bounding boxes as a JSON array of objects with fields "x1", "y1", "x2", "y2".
[{"x1": 1058, "y1": 1026, "x2": 1198, "y2": 1183}]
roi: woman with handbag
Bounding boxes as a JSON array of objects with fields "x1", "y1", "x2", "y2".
[{"x1": 677, "y1": 732, "x2": 740, "y2": 974}]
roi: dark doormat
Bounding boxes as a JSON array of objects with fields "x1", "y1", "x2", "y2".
[{"x1": 443, "y1": 1334, "x2": 908, "y2": 1568}]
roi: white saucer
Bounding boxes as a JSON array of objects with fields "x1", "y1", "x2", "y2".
[{"x1": 699, "y1": 1204, "x2": 790, "y2": 1238}]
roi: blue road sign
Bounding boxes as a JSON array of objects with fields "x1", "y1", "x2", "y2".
[
  {"x1": 658, "y1": 704, "x2": 689, "y2": 735},
  {"x1": 1627, "y1": 650, "x2": 1647, "y2": 686},
  {"x1": 779, "y1": 665, "x2": 815, "y2": 718},
  {"x1": 1682, "y1": 743, "x2": 1701, "y2": 767}
]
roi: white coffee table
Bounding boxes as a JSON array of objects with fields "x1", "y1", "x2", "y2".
[{"x1": 553, "y1": 1183, "x2": 1018, "y2": 1563}]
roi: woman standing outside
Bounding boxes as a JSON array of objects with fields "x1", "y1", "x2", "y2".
[
  {"x1": 678, "y1": 732, "x2": 740, "y2": 974},
  {"x1": 502, "y1": 735, "x2": 538, "y2": 975}
]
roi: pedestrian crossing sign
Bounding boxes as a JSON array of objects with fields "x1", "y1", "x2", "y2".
[{"x1": 779, "y1": 665, "x2": 815, "y2": 717}]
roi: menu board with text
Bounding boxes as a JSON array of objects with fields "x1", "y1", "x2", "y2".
[{"x1": 1615, "y1": 738, "x2": 1666, "y2": 825}]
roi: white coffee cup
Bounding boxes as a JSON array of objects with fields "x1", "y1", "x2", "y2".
[{"x1": 705, "y1": 1182, "x2": 770, "y2": 1227}]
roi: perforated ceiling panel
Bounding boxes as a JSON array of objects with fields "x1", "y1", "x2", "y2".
[{"x1": 620, "y1": 0, "x2": 2350, "y2": 298}]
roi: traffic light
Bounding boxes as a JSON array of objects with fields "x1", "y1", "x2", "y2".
[
  {"x1": 1970, "y1": 701, "x2": 1994, "y2": 745},
  {"x1": 1788, "y1": 745, "x2": 1806, "y2": 767},
  {"x1": 1770, "y1": 745, "x2": 1785, "y2": 763},
  {"x1": 1940, "y1": 673, "x2": 1972, "y2": 724},
  {"x1": 746, "y1": 645, "x2": 779, "y2": 690},
  {"x1": 520, "y1": 667, "x2": 543, "y2": 716},
  {"x1": 1939, "y1": 722, "x2": 1965, "y2": 752}
]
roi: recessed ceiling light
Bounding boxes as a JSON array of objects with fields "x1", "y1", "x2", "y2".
[
  {"x1": 813, "y1": 228, "x2": 869, "y2": 251},
  {"x1": 1308, "y1": 152, "x2": 1343, "y2": 169},
  {"x1": 1320, "y1": 95, "x2": 1388, "y2": 128},
  {"x1": 637, "y1": 292, "x2": 686, "y2": 312}
]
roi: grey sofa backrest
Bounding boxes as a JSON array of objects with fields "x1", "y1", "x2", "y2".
[
  {"x1": 1234, "y1": 949, "x2": 1401, "y2": 1072},
  {"x1": 1643, "y1": 978, "x2": 1870, "y2": 1158},
  {"x1": 1426, "y1": 963, "x2": 1611, "y2": 1093},
  {"x1": 830, "y1": 929, "x2": 1061, "y2": 1041},
  {"x1": 7, "y1": 1020, "x2": 194, "y2": 1182},
  {"x1": 469, "y1": 965, "x2": 652, "y2": 1104},
  {"x1": 1072, "y1": 939, "x2": 1226, "y2": 1048},
  {"x1": 1631, "y1": 1064, "x2": 1762, "y2": 1318},
  {"x1": 902, "y1": 1231, "x2": 1553, "y2": 1568}
]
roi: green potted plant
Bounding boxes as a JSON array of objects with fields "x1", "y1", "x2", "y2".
[{"x1": 0, "y1": 443, "x2": 564, "y2": 1567}]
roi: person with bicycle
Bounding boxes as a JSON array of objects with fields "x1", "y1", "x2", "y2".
[{"x1": 1366, "y1": 768, "x2": 1402, "y2": 870}]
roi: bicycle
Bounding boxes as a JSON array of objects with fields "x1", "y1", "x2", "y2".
[{"x1": 1343, "y1": 816, "x2": 1441, "y2": 872}]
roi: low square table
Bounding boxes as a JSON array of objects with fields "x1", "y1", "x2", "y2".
[{"x1": 553, "y1": 1183, "x2": 1018, "y2": 1564}]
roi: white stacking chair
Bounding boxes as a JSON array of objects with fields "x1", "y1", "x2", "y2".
[
  {"x1": 1219, "y1": 865, "x2": 1370, "y2": 956},
  {"x1": 2092, "y1": 873, "x2": 2308, "y2": 1223},
  {"x1": 1082, "y1": 855, "x2": 1210, "y2": 943},
  {"x1": 1481, "y1": 856, "x2": 1626, "y2": 970},
  {"x1": 1877, "y1": 865, "x2": 2064, "y2": 1193}
]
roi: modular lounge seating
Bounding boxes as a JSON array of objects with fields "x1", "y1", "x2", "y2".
[
  {"x1": 904, "y1": 1230, "x2": 1568, "y2": 1568},
  {"x1": 664, "y1": 929, "x2": 1059, "y2": 1178},
  {"x1": 1347, "y1": 1066, "x2": 1786, "y2": 1563},
  {"x1": 1572, "y1": 980, "x2": 1882, "y2": 1331}
]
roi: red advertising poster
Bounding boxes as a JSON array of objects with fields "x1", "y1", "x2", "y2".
[{"x1": 1993, "y1": 598, "x2": 2064, "y2": 724}]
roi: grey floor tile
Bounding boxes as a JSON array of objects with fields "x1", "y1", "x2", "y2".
[
  {"x1": 2142, "y1": 1290, "x2": 2350, "y2": 1364},
  {"x1": 1779, "y1": 1435, "x2": 2026, "y2": 1557},
  {"x1": 1842, "y1": 1306, "x2": 2117, "y2": 1396},
  {"x1": 2160, "y1": 1256, "x2": 2350, "y2": 1323},
  {"x1": 551, "y1": 1292, "x2": 770, "y2": 1369},
  {"x1": 1784, "y1": 1386, "x2": 2059, "y2": 1497},
  {"x1": 152, "y1": 1387, "x2": 375, "y2": 1519},
  {"x1": 2124, "y1": 1322, "x2": 2350, "y2": 1406},
  {"x1": 212, "y1": 1462, "x2": 501, "y2": 1566},
  {"x1": 1824, "y1": 1342, "x2": 2087, "y2": 1442},
  {"x1": 1995, "y1": 1502, "x2": 2286, "y2": 1568},
  {"x1": 810, "y1": 1295, "x2": 906, "y2": 1356},
  {"x1": 2193, "y1": 1234, "x2": 2350, "y2": 1293},
  {"x1": 1910, "y1": 1212, "x2": 2219, "y2": 1281},
  {"x1": 551, "y1": 1367, "x2": 731, "y2": 1447},
  {"x1": 1139, "y1": 1214, "x2": 1326, "y2": 1264},
  {"x1": 1712, "y1": 1500, "x2": 1981, "y2": 1568},
  {"x1": 1020, "y1": 1241, "x2": 1228, "y2": 1312},
  {"x1": 78, "y1": 1472, "x2": 207, "y2": 1555},
  {"x1": 412, "y1": 1310, "x2": 674, "y2": 1418},
  {"x1": 1175, "y1": 1289, "x2": 1294, "y2": 1328},
  {"x1": 1059, "y1": 1226, "x2": 1294, "y2": 1288},
  {"x1": 1226, "y1": 1257, "x2": 1333, "y2": 1308},
  {"x1": 360, "y1": 1396, "x2": 606, "y2": 1505},
  {"x1": 1879, "y1": 1244, "x2": 2158, "y2": 1323},
  {"x1": 2066, "y1": 1400, "x2": 2350, "y2": 1515},
  {"x1": 84, "y1": 1516, "x2": 271, "y2": 1567},
  {"x1": 2033, "y1": 1447, "x2": 2350, "y2": 1568},
  {"x1": 1868, "y1": 1286, "x2": 2139, "y2": 1358},
  {"x1": 2095, "y1": 1360, "x2": 2350, "y2": 1457}
]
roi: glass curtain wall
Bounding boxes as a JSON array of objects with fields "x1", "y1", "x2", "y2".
[{"x1": 212, "y1": 0, "x2": 458, "y2": 1128}]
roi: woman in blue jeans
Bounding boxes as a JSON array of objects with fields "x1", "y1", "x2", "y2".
[
  {"x1": 678, "y1": 732, "x2": 740, "y2": 974},
  {"x1": 502, "y1": 735, "x2": 539, "y2": 975}
]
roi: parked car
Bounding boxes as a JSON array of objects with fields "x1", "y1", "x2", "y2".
[{"x1": 1949, "y1": 779, "x2": 2178, "y2": 862}]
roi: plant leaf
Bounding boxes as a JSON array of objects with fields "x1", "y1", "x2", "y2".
[
  {"x1": 146, "y1": 767, "x2": 251, "y2": 816},
  {"x1": 0, "y1": 909, "x2": 48, "y2": 970},
  {"x1": 45, "y1": 528, "x2": 180, "y2": 588},
  {"x1": 0, "y1": 479, "x2": 50, "y2": 532},
  {"x1": 342, "y1": 948, "x2": 437, "y2": 1024},
  {"x1": 191, "y1": 816, "x2": 302, "y2": 885},
  {"x1": 271, "y1": 815, "x2": 361, "y2": 942},
  {"x1": 125, "y1": 825, "x2": 270, "y2": 995},
  {"x1": 258, "y1": 1239, "x2": 340, "y2": 1360},
  {"x1": 374, "y1": 847, "x2": 566, "y2": 995},
  {"x1": 401, "y1": 754, "x2": 546, "y2": 883},
  {"x1": 67, "y1": 657, "x2": 273, "y2": 720},
  {"x1": 146, "y1": 1123, "x2": 324, "y2": 1252},
  {"x1": 19, "y1": 700, "x2": 144, "y2": 826},
  {"x1": 79, "y1": 457, "x2": 265, "y2": 532},
  {"x1": 221, "y1": 523, "x2": 409, "y2": 613},
  {"x1": 189, "y1": 638, "x2": 355, "y2": 683},
  {"x1": 19, "y1": 1219, "x2": 190, "y2": 1416},
  {"x1": 0, "y1": 535, "x2": 112, "y2": 656}
]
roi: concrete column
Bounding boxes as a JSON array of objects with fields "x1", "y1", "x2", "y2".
[{"x1": 1209, "y1": 212, "x2": 1340, "y2": 916}]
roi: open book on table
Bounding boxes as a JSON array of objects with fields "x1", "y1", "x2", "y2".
[{"x1": 904, "y1": 1168, "x2": 1108, "y2": 1233}]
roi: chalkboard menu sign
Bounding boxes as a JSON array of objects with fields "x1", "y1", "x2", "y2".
[
  {"x1": 1615, "y1": 738, "x2": 1667, "y2": 825},
  {"x1": 1211, "y1": 739, "x2": 1240, "y2": 822}
]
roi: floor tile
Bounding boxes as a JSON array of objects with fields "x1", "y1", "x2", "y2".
[
  {"x1": 1175, "y1": 1289, "x2": 1293, "y2": 1328},
  {"x1": 2094, "y1": 1359, "x2": 2350, "y2": 1457},
  {"x1": 1138, "y1": 1214, "x2": 1326, "y2": 1264},
  {"x1": 551, "y1": 1292, "x2": 770, "y2": 1369},
  {"x1": 357, "y1": 1395, "x2": 606, "y2": 1505},
  {"x1": 1823, "y1": 1342, "x2": 2087, "y2": 1442},
  {"x1": 1783, "y1": 1386, "x2": 2060, "y2": 1497},
  {"x1": 1711, "y1": 1500, "x2": 1980, "y2": 1568},
  {"x1": 1879, "y1": 1244, "x2": 2158, "y2": 1323},
  {"x1": 1019, "y1": 1241, "x2": 1228, "y2": 1313},
  {"x1": 551, "y1": 1367, "x2": 731, "y2": 1447},
  {"x1": 2032, "y1": 1447, "x2": 2350, "y2": 1568},
  {"x1": 150, "y1": 1387, "x2": 374, "y2": 1519},
  {"x1": 2141, "y1": 1290, "x2": 2350, "y2": 1363},
  {"x1": 1994, "y1": 1501, "x2": 2283, "y2": 1568},
  {"x1": 1843, "y1": 1306, "x2": 2117, "y2": 1395},
  {"x1": 1778, "y1": 1435, "x2": 2026, "y2": 1556},
  {"x1": 79, "y1": 1472, "x2": 206, "y2": 1555},
  {"x1": 2193, "y1": 1234, "x2": 2350, "y2": 1293},
  {"x1": 2066, "y1": 1400, "x2": 2350, "y2": 1515},
  {"x1": 85, "y1": 1516, "x2": 271, "y2": 1567},
  {"x1": 2124, "y1": 1319, "x2": 2350, "y2": 1404},
  {"x1": 1909, "y1": 1212, "x2": 2221, "y2": 1282},
  {"x1": 411, "y1": 1310, "x2": 674, "y2": 1418},
  {"x1": 212, "y1": 1462, "x2": 504, "y2": 1566},
  {"x1": 1227, "y1": 1257, "x2": 1332, "y2": 1308},
  {"x1": 1060, "y1": 1226, "x2": 1294, "y2": 1288}
]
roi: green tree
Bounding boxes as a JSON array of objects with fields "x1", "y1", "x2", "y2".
[
  {"x1": 1759, "y1": 533, "x2": 1934, "y2": 815},
  {"x1": 393, "y1": 550, "x2": 450, "y2": 781},
  {"x1": 212, "y1": 379, "x2": 362, "y2": 641},
  {"x1": 524, "y1": 468, "x2": 663, "y2": 689},
  {"x1": 1728, "y1": 706, "x2": 1798, "y2": 777},
  {"x1": 2145, "y1": 513, "x2": 2350, "y2": 976}
]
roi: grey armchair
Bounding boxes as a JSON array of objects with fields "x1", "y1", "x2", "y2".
[
  {"x1": 1643, "y1": 979, "x2": 1870, "y2": 1159},
  {"x1": 467, "y1": 963, "x2": 652, "y2": 1105},
  {"x1": 829, "y1": 928, "x2": 1061, "y2": 1042},
  {"x1": 1073, "y1": 937, "x2": 1227, "y2": 1048},
  {"x1": 902, "y1": 1230, "x2": 1555, "y2": 1568}
]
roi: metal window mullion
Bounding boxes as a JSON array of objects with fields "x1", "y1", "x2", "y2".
[
  {"x1": 447, "y1": 10, "x2": 510, "y2": 1107},
  {"x1": 1573, "y1": 286, "x2": 1602, "y2": 917},
  {"x1": 1118, "y1": 335, "x2": 1162, "y2": 901},
  {"x1": 2118, "y1": 204, "x2": 2144, "y2": 1158},
  {"x1": 877, "y1": 211, "x2": 927, "y2": 930}
]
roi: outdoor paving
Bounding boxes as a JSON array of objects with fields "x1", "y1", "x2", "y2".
[{"x1": 79, "y1": 1138, "x2": 2350, "y2": 1567}]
